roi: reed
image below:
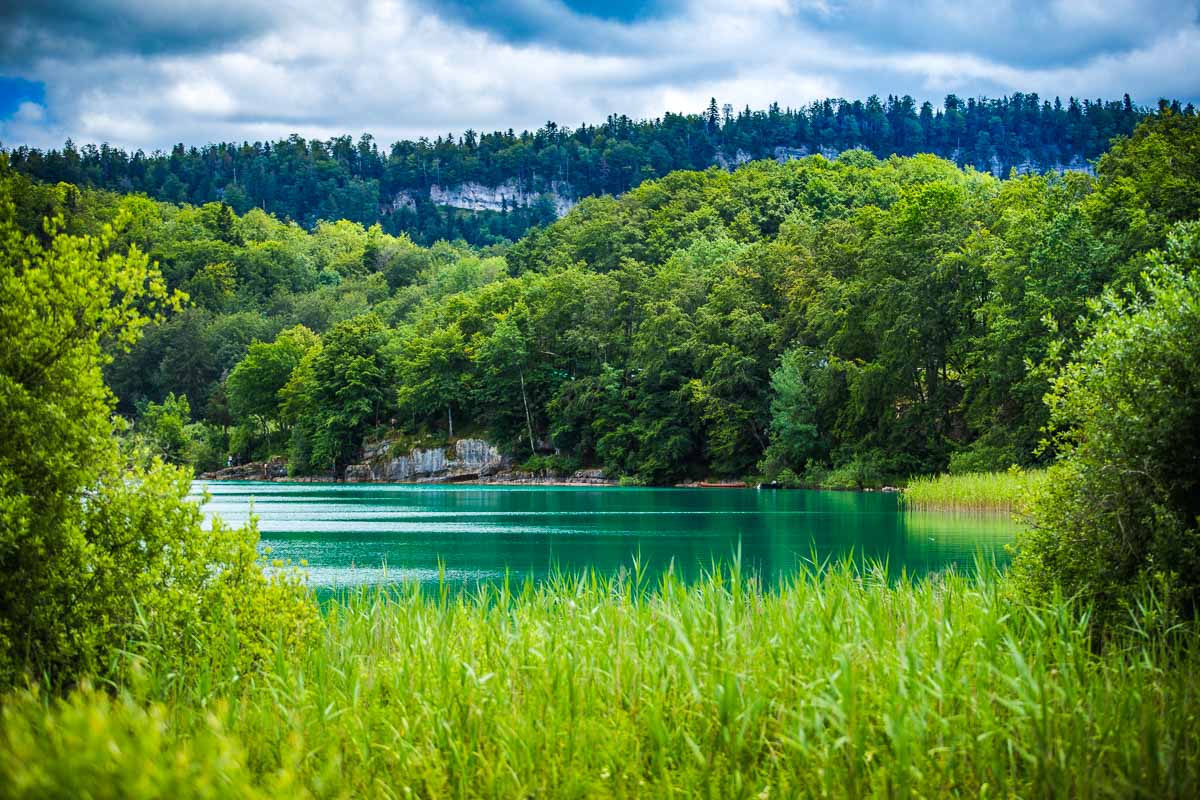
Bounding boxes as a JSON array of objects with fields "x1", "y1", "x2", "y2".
[
  {"x1": 3, "y1": 559, "x2": 1198, "y2": 798},
  {"x1": 903, "y1": 469, "x2": 1047, "y2": 513}
]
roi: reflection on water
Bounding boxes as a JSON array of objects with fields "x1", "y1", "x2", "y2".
[{"x1": 193, "y1": 482, "x2": 1018, "y2": 590}]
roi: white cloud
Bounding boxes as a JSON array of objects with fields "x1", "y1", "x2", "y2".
[
  {"x1": 2, "y1": 0, "x2": 1197, "y2": 151},
  {"x1": 14, "y1": 102, "x2": 46, "y2": 123}
]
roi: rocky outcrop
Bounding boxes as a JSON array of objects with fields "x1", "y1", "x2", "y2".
[
  {"x1": 479, "y1": 467, "x2": 615, "y2": 486},
  {"x1": 346, "y1": 437, "x2": 511, "y2": 483},
  {"x1": 199, "y1": 458, "x2": 288, "y2": 481},
  {"x1": 200, "y1": 439, "x2": 618, "y2": 485},
  {"x1": 773, "y1": 145, "x2": 852, "y2": 163},
  {"x1": 715, "y1": 148, "x2": 754, "y2": 169},
  {"x1": 389, "y1": 179, "x2": 576, "y2": 218}
]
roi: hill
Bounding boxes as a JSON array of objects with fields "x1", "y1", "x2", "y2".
[{"x1": 3, "y1": 92, "x2": 1180, "y2": 246}]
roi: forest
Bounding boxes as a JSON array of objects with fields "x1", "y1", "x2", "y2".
[
  {"x1": 3, "y1": 92, "x2": 1181, "y2": 245},
  {"x1": 3, "y1": 110, "x2": 1194, "y2": 489}
]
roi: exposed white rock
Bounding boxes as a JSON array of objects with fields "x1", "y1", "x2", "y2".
[
  {"x1": 348, "y1": 437, "x2": 510, "y2": 482},
  {"x1": 389, "y1": 179, "x2": 576, "y2": 218},
  {"x1": 714, "y1": 148, "x2": 753, "y2": 169}
]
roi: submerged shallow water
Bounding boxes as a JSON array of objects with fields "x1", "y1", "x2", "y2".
[{"x1": 192, "y1": 481, "x2": 1018, "y2": 589}]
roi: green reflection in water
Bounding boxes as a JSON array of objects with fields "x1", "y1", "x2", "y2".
[{"x1": 192, "y1": 482, "x2": 1018, "y2": 590}]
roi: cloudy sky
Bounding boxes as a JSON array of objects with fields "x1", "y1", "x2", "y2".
[{"x1": 1, "y1": 0, "x2": 1197, "y2": 152}]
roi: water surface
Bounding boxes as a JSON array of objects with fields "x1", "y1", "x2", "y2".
[{"x1": 193, "y1": 482, "x2": 1016, "y2": 589}]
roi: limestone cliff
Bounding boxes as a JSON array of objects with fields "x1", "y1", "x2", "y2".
[
  {"x1": 346, "y1": 438, "x2": 510, "y2": 483},
  {"x1": 390, "y1": 179, "x2": 576, "y2": 218}
]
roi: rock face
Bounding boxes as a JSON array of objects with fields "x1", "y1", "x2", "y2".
[
  {"x1": 773, "y1": 145, "x2": 850, "y2": 163},
  {"x1": 346, "y1": 438, "x2": 510, "y2": 483},
  {"x1": 714, "y1": 148, "x2": 754, "y2": 169},
  {"x1": 199, "y1": 458, "x2": 288, "y2": 481},
  {"x1": 479, "y1": 467, "x2": 615, "y2": 486},
  {"x1": 390, "y1": 180, "x2": 576, "y2": 218}
]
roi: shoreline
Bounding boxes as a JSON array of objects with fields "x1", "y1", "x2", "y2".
[{"x1": 194, "y1": 474, "x2": 906, "y2": 492}]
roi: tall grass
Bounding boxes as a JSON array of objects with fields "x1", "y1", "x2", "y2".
[
  {"x1": 903, "y1": 469, "x2": 1048, "y2": 513},
  {"x1": 3, "y1": 560, "x2": 1199, "y2": 798}
]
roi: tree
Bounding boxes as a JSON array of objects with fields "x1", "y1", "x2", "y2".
[
  {"x1": 1013, "y1": 221, "x2": 1200, "y2": 628},
  {"x1": 135, "y1": 392, "x2": 194, "y2": 465},
  {"x1": 393, "y1": 324, "x2": 470, "y2": 437},
  {"x1": 1090, "y1": 111, "x2": 1200, "y2": 261},
  {"x1": 226, "y1": 325, "x2": 319, "y2": 454},
  {"x1": 288, "y1": 314, "x2": 396, "y2": 474},
  {"x1": 761, "y1": 348, "x2": 821, "y2": 476},
  {"x1": 0, "y1": 193, "x2": 314, "y2": 687},
  {"x1": 475, "y1": 314, "x2": 538, "y2": 455}
]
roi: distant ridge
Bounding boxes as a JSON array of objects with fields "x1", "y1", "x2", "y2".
[{"x1": 4, "y1": 93, "x2": 1189, "y2": 246}]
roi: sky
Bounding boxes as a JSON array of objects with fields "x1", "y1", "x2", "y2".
[{"x1": 1, "y1": 0, "x2": 1197, "y2": 152}]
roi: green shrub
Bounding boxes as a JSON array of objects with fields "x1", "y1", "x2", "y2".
[
  {"x1": 134, "y1": 392, "x2": 195, "y2": 465},
  {"x1": 822, "y1": 451, "x2": 885, "y2": 489},
  {"x1": 520, "y1": 453, "x2": 580, "y2": 476},
  {"x1": 187, "y1": 421, "x2": 229, "y2": 474},
  {"x1": 1013, "y1": 221, "x2": 1200, "y2": 628},
  {"x1": 947, "y1": 441, "x2": 1021, "y2": 474},
  {"x1": 0, "y1": 685, "x2": 277, "y2": 799},
  {"x1": 0, "y1": 198, "x2": 316, "y2": 688},
  {"x1": 800, "y1": 459, "x2": 829, "y2": 487}
]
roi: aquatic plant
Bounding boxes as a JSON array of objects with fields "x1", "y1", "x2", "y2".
[
  {"x1": 902, "y1": 468, "x2": 1046, "y2": 513},
  {"x1": 3, "y1": 560, "x2": 1198, "y2": 798}
]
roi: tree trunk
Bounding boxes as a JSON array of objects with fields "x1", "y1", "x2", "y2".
[
  {"x1": 448, "y1": 403, "x2": 454, "y2": 439},
  {"x1": 520, "y1": 370, "x2": 536, "y2": 454}
]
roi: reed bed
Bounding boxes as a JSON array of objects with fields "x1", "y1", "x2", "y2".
[
  {"x1": 903, "y1": 469, "x2": 1047, "y2": 513},
  {"x1": 2, "y1": 560, "x2": 1198, "y2": 799}
]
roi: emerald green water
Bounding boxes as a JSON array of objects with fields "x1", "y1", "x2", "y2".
[{"x1": 193, "y1": 481, "x2": 1017, "y2": 589}]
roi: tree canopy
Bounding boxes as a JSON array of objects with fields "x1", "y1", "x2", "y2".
[
  {"x1": 4, "y1": 111, "x2": 1198, "y2": 486},
  {"x1": 4, "y1": 93, "x2": 1181, "y2": 246}
]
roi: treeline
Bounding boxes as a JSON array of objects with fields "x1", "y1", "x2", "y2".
[
  {"x1": 4, "y1": 112, "x2": 1197, "y2": 485},
  {"x1": 4, "y1": 93, "x2": 1184, "y2": 246}
]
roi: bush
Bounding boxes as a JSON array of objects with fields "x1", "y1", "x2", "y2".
[
  {"x1": 520, "y1": 453, "x2": 580, "y2": 477},
  {"x1": 822, "y1": 451, "x2": 885, "y2": 490},
  {"x1": 134, "y1": 392, "x2": 195, "y2": 465},
  {"x1": 0, "y1": 197, "x2": 316, "y2": 688},
  {"x1": 187, "y1": 421, "x2": 229, "y2": 474},
  {"x1": 947, "y1": 441, "x2": 1021, "y2": 475},
  {"x1": 1013, "y1": 221, "x2": 1200, "y2": 628}
]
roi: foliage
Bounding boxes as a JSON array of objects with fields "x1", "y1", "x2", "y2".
[
  {"x1": 133, "y1": 392, "x2": 195, "y2": 465},
  {"x1": 519, "y1": 453, "x2": 580, "y2": 477},
  {"x1": 760, "y1": 348, "x2": 823, "y2": 477},
  {"x1": 3, "y1": 563, "x2": 1200, "y2": 797},
  {"x1": 4, "y1": 94, "x2": 1170, "y2": 246},
  {"x1": 0, "y1": 181, "x2": 315, "y2": 688},
  {"x1": 225, "y1": 325, "x2": 320, "y2": 458},
  {"x1": 7, "y1": 113, "x2": 1200, "y2": 485},
  {"x1": 284, "y1": 315, "x2": 397, "y2": 474},
  {"x1": 1013, "y1": 223, "x2": 1200, "y2": 626}
]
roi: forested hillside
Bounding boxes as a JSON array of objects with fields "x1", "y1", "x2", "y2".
[
  {"x1": 4, "y1": 111, "x2": 1196, "y2": 485},
  {"x1": 4, "y1": 93, "x2": 1183, "y2": 246}
]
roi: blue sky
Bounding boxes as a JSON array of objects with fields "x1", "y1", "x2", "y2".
[{"x1": 1, "y1": 0, "x2": 1197, "y2": 151}]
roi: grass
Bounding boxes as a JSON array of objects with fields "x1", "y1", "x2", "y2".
[
  {"x1": 903, "y1": 468, "x2": 1048, "y2": 513},
  {"x1": 2, "y1": 560, "x2": 1199, "y2": 798}
]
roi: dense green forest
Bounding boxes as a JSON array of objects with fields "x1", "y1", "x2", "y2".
[
  {"x1": 6, "y1": 110, "x2": 1195, "y2": 487},
  {"x1": 4, "y1": 93, "x2": 1186, "y2": 245}
]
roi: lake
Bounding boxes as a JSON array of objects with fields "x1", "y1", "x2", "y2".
[{"x1": 193, "y1": 481, "x2": 1018, "y2": 590}]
